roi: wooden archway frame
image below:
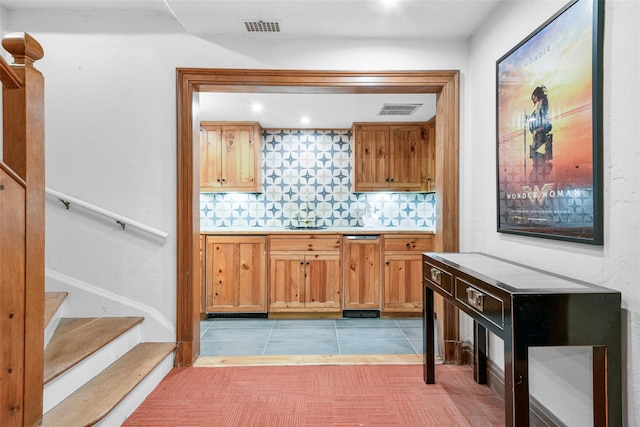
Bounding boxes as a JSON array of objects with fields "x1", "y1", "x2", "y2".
[{"x1": 175, "y1": 69, "x2": 460, "y2": 366}]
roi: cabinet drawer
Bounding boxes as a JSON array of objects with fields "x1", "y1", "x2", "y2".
[
  {"x1": 454, "y1": 278, "x2": 504, "y2": 330},
  {"x1": 384, "y1": 235, "x2": 433, "y2": 252},
  {"x1": 269, "y1": 235, "x2": 341, "y2": 252},
  {"x1": 423, "y1": 260, "x2": 453, "y2": 296}
]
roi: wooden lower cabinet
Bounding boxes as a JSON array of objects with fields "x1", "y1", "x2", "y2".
[
  {"x1": 342, "y1": 236, "x2": 381, "y2": 310},
  {"x1": 200, "y1": 235, "x2": 206, "y2": 317},
  {"x1": 205, "y1": 235, "x2": 267, "y2": 313},
  {"x1": 268, "y1": 235, "x2": 342, "y2": 313},
  {"x1": 382, "y1": 234, "x2": 434, "y2": 314}
]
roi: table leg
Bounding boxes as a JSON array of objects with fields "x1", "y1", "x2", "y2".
[
  {"x1": 512, "y1": 337, "x2": 530, "y2": 425},
  {"x1": 592, "y1": 346, "x2": 607, "y2": 426},
  {"x1": 474, "y1": 321, "x2": 487, "y2": 384},
  {"x1": 424, "y1": 285, "x2": 435, "y2": 384}
]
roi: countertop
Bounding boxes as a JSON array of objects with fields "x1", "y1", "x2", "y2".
[{"x1": 200, "y1": 226, "x2": 435, "y2": 235}]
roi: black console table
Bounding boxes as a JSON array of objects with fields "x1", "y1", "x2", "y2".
[{"x1": 422, "y1": 252, "x2": 621, "y2": 426}]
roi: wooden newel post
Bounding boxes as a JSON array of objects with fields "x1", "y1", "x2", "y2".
[{"x1": 1, "y1": 32, "x2": 45, "y2": 427}]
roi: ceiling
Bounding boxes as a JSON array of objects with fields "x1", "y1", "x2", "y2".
[
  {"x1": 1, "y1": 0, "x2": 502, "y2": 127},
  {"x1": 199, "y1": 92, "x2": 437, "y2": 129}
]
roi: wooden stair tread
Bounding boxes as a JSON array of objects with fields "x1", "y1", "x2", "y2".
[
  {"x1": 44, "y1": 317, "x2": 144, "y2": 384},
  {"x1": 42, "y1": 342, "x2": 176, "y2": 427},
  {"x1": 44, "y1": 292, "x2": 68, "y2": 328}
]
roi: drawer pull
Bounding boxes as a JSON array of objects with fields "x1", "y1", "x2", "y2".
[
  {"x1": 430, "y1": 268, "x2": 442, "y2": 285},
  {"x1": 466, "y1": 287, "x2": 484, "y2": 312}
]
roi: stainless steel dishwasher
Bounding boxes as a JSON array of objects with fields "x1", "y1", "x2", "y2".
[{"x1": 342, "y1": 235, "x2": 382, "y2": 317}]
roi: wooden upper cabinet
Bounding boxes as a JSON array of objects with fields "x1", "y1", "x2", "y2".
[
  {"x1": 389, "y1": 125, "x2": 423, "y2": 190},
  {"x1": 423, "y1": 117, "x2": 436, "y2": 192},
  {"x1": 353, "y1": 125, "x2": 390, "y2": 191},
  {"x1": 352, "y1": 122, "x2": 433, "y2": 192},
  {"x1": 199, "y1": 121, "x2": 262, "y2": 192}
]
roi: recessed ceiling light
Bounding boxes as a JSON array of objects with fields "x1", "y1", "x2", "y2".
[
  {"x1": 380, "y1": 0, "x2": 400, "y2": 10},
  {"x1": 300, "y1": 116, "x2": 311, "y2": 125},
  {"x1": 250, "y1": 102, "x2": 263, "y2": 113}
]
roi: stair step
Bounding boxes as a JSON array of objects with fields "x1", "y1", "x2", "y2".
[
  {"x1": 44, "y1": 292, "x2": 68, "y2": 328},
  {"x1": 42, "y1": 342, "x2": 176, "y2": 427},
  {"x1": 44, "y1": 317, "x2": 144, "y2": 384}
]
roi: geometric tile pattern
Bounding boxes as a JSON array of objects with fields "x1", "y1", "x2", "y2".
[{"x1": 201, "y1": 129, "x2": 436, "y2": 229}]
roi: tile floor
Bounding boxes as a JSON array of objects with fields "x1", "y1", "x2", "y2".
[{"x1": 199, "y1": 317, "x2": 425, "y2": 357}]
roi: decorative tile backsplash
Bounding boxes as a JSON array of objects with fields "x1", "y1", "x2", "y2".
[{"x1": 200, "y1": 129, "x2": 436, "y2": 229}]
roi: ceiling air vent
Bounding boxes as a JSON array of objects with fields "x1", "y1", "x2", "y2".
[
  {"x1": 244, "y1": 20, "x2": 281, "y2": 33},
  {"x1": 378, "y1": 103, "x2": 422, "y2": 116}
]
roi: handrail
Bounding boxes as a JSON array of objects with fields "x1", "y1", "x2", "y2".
[
  {"x1": 0, "y1": 54, "x2": 22, "y2": 89},
  {"x1": 45, "y1": 187, "x2": 169, "y2": 241}
]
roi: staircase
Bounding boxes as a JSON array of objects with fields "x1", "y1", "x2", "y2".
[{"x1": 41, "y1": 292, "x2": 175, "y2": 426}]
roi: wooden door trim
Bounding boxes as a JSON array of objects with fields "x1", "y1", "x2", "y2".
[{"x1": 176, "y1": 69, "x2": 460, "y2": 366}]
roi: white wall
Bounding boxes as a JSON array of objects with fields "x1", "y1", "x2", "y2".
[{"x1": 467, "y1": 0, "x2": 640, "y2": 425}]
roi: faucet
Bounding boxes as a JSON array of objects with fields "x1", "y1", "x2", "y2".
[{"x1": 298, "y1": 197, "x2": 316, "y2": 226}]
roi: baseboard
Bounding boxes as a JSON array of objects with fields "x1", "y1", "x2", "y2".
[
  {"x1": 486, "y1": 359, "x2": 567, "y2": 427},
  {"x1": 206, "y1": 312, "x2": 268, "y2": 319},
  {"x1": 45, "y1": 268, "x2": 174, "y2": 342},
  {"x1": 461, "y1": 341, "x2": 473, "y2": 365}
]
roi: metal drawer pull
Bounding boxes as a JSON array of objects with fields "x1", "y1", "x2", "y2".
[
  {"x1": 430, "y1": 268, "x2": 442, "y2": 285},
  {"x1": 466, "y1": 288, "x2": 484, "y2": 312}
]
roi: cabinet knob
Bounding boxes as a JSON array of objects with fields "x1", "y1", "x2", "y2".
[
  {"x1": 385, "y1": 261, "x2": 390, "y2": 265},
  {"x1": 406, "y1": 243, "x2": 412, "y2": 248},
  {"x1": 300, "y1": 261, "x2": 304, "y2": 265}
]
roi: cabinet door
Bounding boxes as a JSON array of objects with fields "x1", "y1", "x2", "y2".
[
  {"x1": 200, "y1": 235, "x2": 206, "y2": 317},
  {"x1": 269, "y1": 254, "x2": 306, "y2": 312},
  {"x1": 383, "y1": 253, "x2": 424, "y2": 312},
  {"x1": 423, "y1": 119, "x2": 436, "y2": 192},
  {"x1": 206, "y1": 236, "x2": 266, "y2": 313},
  {"x1": 200, "y1": 125, "x2": 223, "y2": 191},
  {"x1": 220, "y1": 125, "x2": 259, "y2": 191},
  {"x1": 305, "y1": 254, "x2": 342, "y2": 311},
  {"x1": 389, "y1": 124, "x2": 423, "y2": 191},
  {"x1": 353, "y1": 125, "x2": 390, "y2": 191},
  {"x1": 343, "y1": 238, "x2": 381, "y2": 309}
]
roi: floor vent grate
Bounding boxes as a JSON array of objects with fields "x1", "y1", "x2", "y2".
[
  {"x1": 342, "y1": 310, "x2": 380, "y2": 318},
  {"x1": 244, "y1": 20, "x2": 281, "y2": 33}
]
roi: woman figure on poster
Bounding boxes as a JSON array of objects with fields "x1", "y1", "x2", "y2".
[{"x1": 529, "y1": 85, "x2": 553, "y2": 160}]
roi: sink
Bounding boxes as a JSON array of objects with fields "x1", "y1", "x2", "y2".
[{"x1": 287, "y1": 225, "x2": 327, "y2": 230}]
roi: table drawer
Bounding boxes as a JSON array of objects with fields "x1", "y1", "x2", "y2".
[
  {"x1": 455, "y1": 278, "x2": 504, "y2": 330},
  {"x1": 384, "y1": 235, "x2": 433, "y2": 252},
  {"x1": 423, "y1": 260, "x2": 453, "y2": 296},
  {"x1": 269, "y1": 235, "x2": 341, "y2": 252}
]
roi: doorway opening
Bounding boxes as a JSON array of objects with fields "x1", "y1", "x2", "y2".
[{"x1": 176, "y1": 69, "x2": 460, "y2": 366}]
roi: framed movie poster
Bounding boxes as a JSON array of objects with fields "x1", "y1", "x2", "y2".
[{"x1": 496, "y1": 0, "x2": 604, "y2": 245}]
